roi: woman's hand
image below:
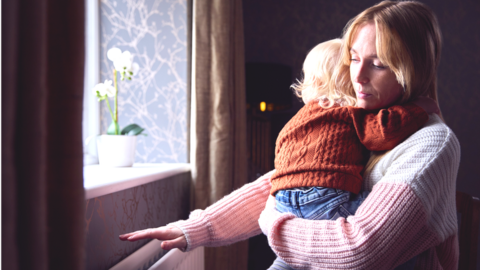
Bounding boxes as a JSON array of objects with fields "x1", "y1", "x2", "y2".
[
  {"x1": 258, "y1": 195, "x2": 277, "y2": 236},
  {"x1": 413, "y1": 96, "x2": 440, "y2": 115},
  {"x1": 119, "y1": 226, "x2": 187, "y2": 250}
]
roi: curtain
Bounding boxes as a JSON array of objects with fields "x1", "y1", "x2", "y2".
[
  {"x1": 2, "y1": 0, "x2": 85, "y2": 269},
  {"x1": 191, "y1": 0, "x2": 248, "y2": 269}
]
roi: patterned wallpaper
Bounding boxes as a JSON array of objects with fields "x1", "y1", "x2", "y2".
[
  {"x1": 84, "y1": 172, "x2": 190, "y2": 270},
  {"x1": 99, "y1": 0, "x2": 187, "y2": 163}
]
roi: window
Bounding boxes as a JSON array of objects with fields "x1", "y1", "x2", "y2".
[{"x1": 83, "y1": 0, "x2": 188, "y2": 165}]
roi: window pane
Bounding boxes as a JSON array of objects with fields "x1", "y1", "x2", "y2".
[{"x1": 99, "y1": 0, "x2": 188, "y2": 163}]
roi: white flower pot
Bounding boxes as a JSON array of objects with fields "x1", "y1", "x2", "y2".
[{"x1": 96, "y1": 135, "x2": 137, "y2": 167}]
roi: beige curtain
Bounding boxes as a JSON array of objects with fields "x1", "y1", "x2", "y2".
[
  {"x1": 191, "y1": 0, "x2": 248, "y2": 269},
  {"x1": 2, "y1": 0, "x2": 85, "y2": 269}
]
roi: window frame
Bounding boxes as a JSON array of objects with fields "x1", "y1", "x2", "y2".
[{"x1": 83, "y1": 0, "x2": 100, "y2": 166}]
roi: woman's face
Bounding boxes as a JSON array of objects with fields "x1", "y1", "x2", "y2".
[{"x1": 349, "y1": 22, "x2": 403, "y2": 110}]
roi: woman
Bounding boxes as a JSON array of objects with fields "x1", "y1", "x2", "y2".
[
  {"x1": 120, "y1": 1, "x2": 460, "y2": 269},
  {"x1": 259, "y1": 1, "x2": 459, "y2": 269}
]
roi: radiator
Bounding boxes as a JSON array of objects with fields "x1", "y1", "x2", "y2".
[{"x1": 110, "y1": 240, "x2": 205, "y2": 270}]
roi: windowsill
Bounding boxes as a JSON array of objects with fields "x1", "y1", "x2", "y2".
[{"x1": 83, "y1": 163, "x2": 191, "y2": 200}]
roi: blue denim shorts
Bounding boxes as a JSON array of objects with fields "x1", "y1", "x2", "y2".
[{"x1": 275, "y1": 187, "x2": 370, "y2": 220}]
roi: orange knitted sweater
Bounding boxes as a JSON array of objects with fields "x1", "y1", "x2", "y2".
[{"x1": 270, "y1": 101, "x2": 428, "y2": 195}]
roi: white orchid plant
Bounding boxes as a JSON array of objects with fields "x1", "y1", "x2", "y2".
[{"x1": 94, "y1": 48, "x2": 145, "y2": 136}]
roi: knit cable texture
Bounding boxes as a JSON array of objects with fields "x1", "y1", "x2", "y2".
[{"x1": 270, "y1": 102, "x2": 428, "y2": 195}]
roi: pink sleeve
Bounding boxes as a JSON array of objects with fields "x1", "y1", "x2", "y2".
[
  {"x1": 259, "y1": 183, "x2": 444, "y2": 269},
  {"x1": 169, "y1": 170, "x2": 274, "y2": 252}
]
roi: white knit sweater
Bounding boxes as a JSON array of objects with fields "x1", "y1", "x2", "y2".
[{"x1": 171, "y1": 114, "x2": 461, "y2": 270}]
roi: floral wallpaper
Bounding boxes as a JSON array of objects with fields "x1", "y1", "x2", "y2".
[
  {"x1": 100, "y1": 0, "x2": 187, "y2": 163},
  {"x1": 84, "y1": 172, "x2": 191, "y2": 270}
]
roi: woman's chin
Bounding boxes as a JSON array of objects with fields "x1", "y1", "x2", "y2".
[{"x1": 356, "y1": 100, "x2": 370, "y2": 110}]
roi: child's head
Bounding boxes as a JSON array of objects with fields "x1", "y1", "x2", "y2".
[{"x1": 293, "y1": 38, "x2": 342, "y2": 106}]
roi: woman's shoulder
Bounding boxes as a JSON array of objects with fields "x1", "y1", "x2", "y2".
[
  {"x1": 364, "y1": 114, "x2": 461, "y2": 239},
  {"x1": 364, "y1": 114, "x2": 460, "y2": 187},
  {"x1": 392, "y1": 114, "x2": 460, "y2": 239},
  {"x1": 402, "y1": 114, "x2": 460, "y2": 154}
]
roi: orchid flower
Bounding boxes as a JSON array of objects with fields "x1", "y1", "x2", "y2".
[
  {"x1": 107, "y1": 48, "x2": 139, "y2": 80},
  {"x1": 93, "y1": 48, "x2": 145, "y2": 136},
  {"x1": 94, "y1": 80, "x2": 115, "y2": 98}
]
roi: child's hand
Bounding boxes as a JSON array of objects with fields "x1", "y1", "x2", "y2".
[
  {"x1": 119, "y1": 226, "x2": 186, "y2": 250},
  {"x1": 412, "y1": 96, "x2": 440, "y2": 115}
]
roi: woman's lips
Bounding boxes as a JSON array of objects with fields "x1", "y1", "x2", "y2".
[{"x1": 357, "y1": 91, "x2": 372, "y2": 99}]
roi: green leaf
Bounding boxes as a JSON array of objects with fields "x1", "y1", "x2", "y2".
[
  {"x1": 129, "y1": 127, "x2": 145, "y2": 135},
  {"x1": 107, "y1": 121, "x2": 120, "y2": 135},
  {"x1": 121, "y1": 123, "x2": 145, "y2": 135}
]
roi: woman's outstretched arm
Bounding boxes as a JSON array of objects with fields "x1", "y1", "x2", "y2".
[
  {"x1": 120, "y1": 170, "x2": 274, "y2": 252},
  {"x1": 260, "y1": 116, "x2": 460, "y2": 270}
]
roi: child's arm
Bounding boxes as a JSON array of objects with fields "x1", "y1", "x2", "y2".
[{"x1": 348, "y1": 103, "x2": 429, "y2": 151}]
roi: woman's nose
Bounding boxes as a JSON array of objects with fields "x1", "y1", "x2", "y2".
[{"x1": 352, "y1": 63, "x2": 369, "y2": 84}]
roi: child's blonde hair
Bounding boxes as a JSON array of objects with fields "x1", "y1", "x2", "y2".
[{"x1": 292, "y1": 39, "x2": 350, "y2": 108}]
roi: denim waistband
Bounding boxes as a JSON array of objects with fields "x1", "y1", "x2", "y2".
[{"x1": 275, "y1": 187, "x2": 347, "y2": 207}]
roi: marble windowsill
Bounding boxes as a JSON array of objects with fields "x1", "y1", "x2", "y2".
[{"x1": 83, "y1": 163, "x2": 191, "y2": 200}]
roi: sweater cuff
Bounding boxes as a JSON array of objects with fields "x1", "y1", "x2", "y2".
[{"x1": 167, "y1": 209, "x2": 210, "y2": 252}]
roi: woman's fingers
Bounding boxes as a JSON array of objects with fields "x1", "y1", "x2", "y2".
[
  {"x1": 118, "y1": 230, "x2": 143, "y2": 240},
  {"x1": 125, "y1": 229, "x2": 158, "y2": 241},
  {"x1": 160, "y1": 235, "x2": 187, "y2": 250},
  {"x1": 119, "y1": 226, "x2": 184, "y2": 242}
]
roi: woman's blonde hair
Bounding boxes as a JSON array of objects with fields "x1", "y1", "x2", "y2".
[
  {"x1": 293, "y1": 39, "x2": 350, "y2": 107},
  {"x1": 331, "y1": 0, "x2": 443, "y2": 107},
  {"x1": 332, "y1": 1, "x2": 443, "y2": 173}
]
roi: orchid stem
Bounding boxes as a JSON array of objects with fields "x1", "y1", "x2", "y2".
[
  {"x1": 105, "y1": 97, "x2": 115, "y2": 125},
  {"x1": 113, "y1": 69, "x2": 119, "y2": 135}
]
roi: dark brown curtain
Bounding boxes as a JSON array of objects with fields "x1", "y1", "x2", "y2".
[
  {"x1": 2, "y1": 0, "x2": 85, "y2": 269},
  {"x1": 191, "y1": 0, "x2": 248, "y2": 269}
]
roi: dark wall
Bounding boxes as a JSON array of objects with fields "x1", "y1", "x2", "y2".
[{"x1": 243, "y1": 0, "x2": 480, "y2": 198}]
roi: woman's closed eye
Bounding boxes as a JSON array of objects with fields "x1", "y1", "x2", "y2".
[{"x1": 372, "y1": 63, "x2": 386, "y2": 69}]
